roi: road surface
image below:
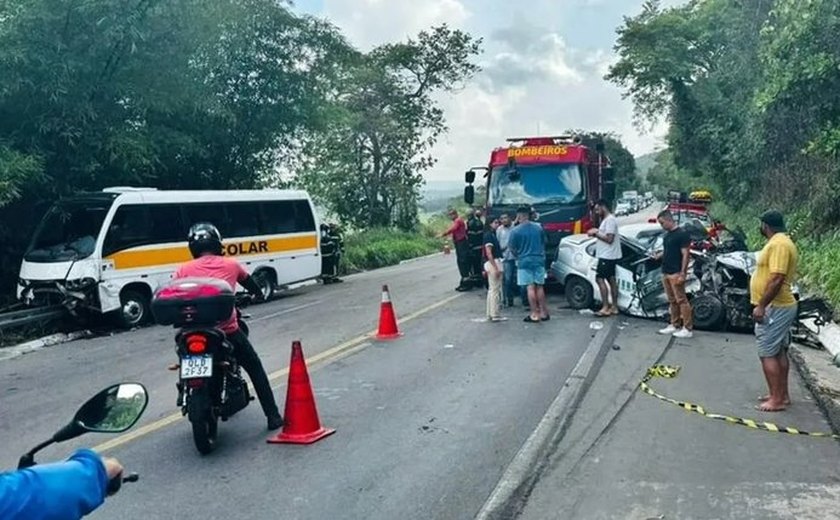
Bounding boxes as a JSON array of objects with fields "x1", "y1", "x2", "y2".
[{"x1": 0, "y1": 253, "x2": 597, "y2": 520}]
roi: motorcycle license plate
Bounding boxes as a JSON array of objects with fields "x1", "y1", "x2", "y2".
[{"x1": 180, "y1": 355, "x2": 213, "y2": 379}]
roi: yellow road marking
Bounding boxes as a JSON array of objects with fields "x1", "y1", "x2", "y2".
[{"x1": 92, "y1": 293, "x2": 462, "y2": 453}]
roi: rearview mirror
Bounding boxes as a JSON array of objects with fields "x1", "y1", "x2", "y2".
[
  {"x1": 464, "y1": 185, "x2": 475, "y2": 205},
  {"x1": 74, "y1": 383, "x2": 148, "y2": 434},
  {"x1": 465, "y1": 170, "x2": 476, "y2": 184}
]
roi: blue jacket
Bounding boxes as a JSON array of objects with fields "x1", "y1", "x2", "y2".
[{"x1": 0, "y1": 449, "x2": 108, "y2": 520}]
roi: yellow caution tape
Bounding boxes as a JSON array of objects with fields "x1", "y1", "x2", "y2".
[{"x1": 640, "y1": 364, "x2": 840, "y2": 439}]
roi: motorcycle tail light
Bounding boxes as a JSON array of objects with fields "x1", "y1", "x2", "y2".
[{"x1": 186, "y1": 334, "x2": 208, "y2": 354}]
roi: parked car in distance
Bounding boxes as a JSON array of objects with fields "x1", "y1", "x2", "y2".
[{"x1": 615, "y1": 201, "x2": 632, "y2": 216}]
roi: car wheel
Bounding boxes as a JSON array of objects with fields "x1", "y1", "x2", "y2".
[
  {"x1": 565, "y1": 276, "x2": 594, "y2": 309},
  {"x1": 692, "y1": 293, "x2": 725, "y2": 330}
]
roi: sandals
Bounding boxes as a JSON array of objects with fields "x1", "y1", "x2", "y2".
[{"x1": 523, "y1": 316, "x2": 550, "y2": 323}]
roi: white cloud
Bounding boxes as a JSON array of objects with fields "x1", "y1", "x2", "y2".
[
  {"x1": 304, "y1": 0, "x2": 669, "y2": 181},
  {"x1": 321, "y1": 0, "x2": 470, "y2": 50}
]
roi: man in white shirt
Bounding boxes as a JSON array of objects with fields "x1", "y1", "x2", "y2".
[{"x1": 587, "y1": 199, "x2": 622, "y2": 316}]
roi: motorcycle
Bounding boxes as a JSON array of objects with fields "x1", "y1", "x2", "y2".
[
  {"x1": 17, "y1": 382, "x2": 148, "y2": 488},
  {"x1": 151, "y1": 277, "x2": 254, "y2": 455}
]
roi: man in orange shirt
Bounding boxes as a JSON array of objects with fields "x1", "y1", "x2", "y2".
[{"x1": 751, "y1": 210, "x2": 798, "y2": 412}]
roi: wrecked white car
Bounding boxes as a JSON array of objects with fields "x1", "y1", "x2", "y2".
[
  {"x1": 550, "y1": 233, "x2": 700, "y2": 321},
  {"x1": 551, "y1": 233, "x2": 812, "y2": 330}
]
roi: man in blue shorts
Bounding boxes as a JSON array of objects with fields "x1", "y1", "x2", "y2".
[{"x1": 510, "y1": 205, "x2": 549, "y2": 323}]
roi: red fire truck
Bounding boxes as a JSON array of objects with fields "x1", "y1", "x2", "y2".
[{"x1": 464, "y1": 135, "x2": 616, "y2": 275}]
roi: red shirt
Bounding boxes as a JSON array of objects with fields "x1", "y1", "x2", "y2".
[
  {"x1": 174, "y1": 256, "x2": 248, "y2": 333},
  {"x1": 444, "y1": 218, "x2": 468, "y2": 242}
]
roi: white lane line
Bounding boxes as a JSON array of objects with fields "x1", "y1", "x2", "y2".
[{"x1": 251, "y1": 301, "x2": 321, "y2": 323}]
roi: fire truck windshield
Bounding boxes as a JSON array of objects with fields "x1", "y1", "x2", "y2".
[{"x1": 488, "y1": 163, "x2": 585, "y2": 206}]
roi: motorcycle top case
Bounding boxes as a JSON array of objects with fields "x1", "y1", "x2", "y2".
[{"x1": 151, "y1": 277, "x2": 235, "y2": 327}]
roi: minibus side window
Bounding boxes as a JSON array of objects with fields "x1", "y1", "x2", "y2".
[
  {"x1": 103, "y1": 204, "x2": 183, "y2": 256},
  {"x1": 226, "y1": 203, "x2": 262, "y2": 238},
  {"x1": 293, "y1": 201, "x2": 316, "y2": 232},
  {"x1": 260, "y1": 201, "x2": 296, "y2": 234},
  {"x1": 183, "y1": 204, "x2": 229, "y2": 236}
]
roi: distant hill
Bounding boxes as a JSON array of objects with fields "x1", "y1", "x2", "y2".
[
  {"x1": 422, "y1": 180, "x2": 464, "y2": 198},
  {"x1": 635, "y1": 151, "x2": 661, "y2": 181},
  {"x1": 420, "y1": 180, "x2": 464, "y2": 213}
]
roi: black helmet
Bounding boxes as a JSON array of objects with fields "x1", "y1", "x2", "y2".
[{"x1": 188, "y1": 222, "x2": 223, "y2": 258}]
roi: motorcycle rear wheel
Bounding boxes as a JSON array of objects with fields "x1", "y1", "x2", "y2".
[
  {"x1": 188, "y1": 391, "x2": 218, "y2": 455},
  {"x1": 192, "y1": 417, "x2": 218, "y2": 455}
]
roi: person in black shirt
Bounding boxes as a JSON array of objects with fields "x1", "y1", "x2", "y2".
[
  {"x1": 654, "y1": 210, "x2": 693, "y2": 338},
  {"x1": 467, "y1": 209, "x2": 485, "y2": 287},
  {"x1": 483, "y1": 218, "x2": 505, "y2": 321}
]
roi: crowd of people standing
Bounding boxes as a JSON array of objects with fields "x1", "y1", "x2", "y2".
[{"x1": 440, "y1": 205, "x2": 548, "y2": 322}]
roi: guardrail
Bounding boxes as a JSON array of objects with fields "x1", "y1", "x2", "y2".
[{"x1": 0, "y1": 305, "x2": 66, "y2": 332}]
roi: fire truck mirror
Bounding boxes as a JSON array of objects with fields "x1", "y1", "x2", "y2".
[
  {"x1": 465, "y1": 170, "x2": 476, "y2": 184},
  {"x1": 602, "y1": 166, "x2": 615, "y2": 182},
  {"x1": 602, "y1": 181, "x2": 617, "y2": 204},
  {"x1": 464, "y1": 185, "x2": 475, "y2": 205}
]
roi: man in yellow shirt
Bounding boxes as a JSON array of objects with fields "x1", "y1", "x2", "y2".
[{"x1": 750, "y1": 210, "x2": 798, "y2": 412}]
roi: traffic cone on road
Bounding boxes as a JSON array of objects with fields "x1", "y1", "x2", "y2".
[
  {"x1": 376, "y1": 285, "x2": 402, "y2": 340},
  {"x1": 267, "y1": 341, "x2": 335, "y2": 445}
]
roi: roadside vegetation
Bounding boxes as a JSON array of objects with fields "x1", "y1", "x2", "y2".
[
  {"x1": 341, "y1": 227, "x2": 444, "y2": 274},
  {"x1": 0, "y1": 1, "x2": 483, "y2": 305},
  {"x1": 609, "y1": 0, "x2": 840, "y2": 309}
]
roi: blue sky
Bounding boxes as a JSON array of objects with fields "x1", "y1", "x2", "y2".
[{"x1": 291, "y1": 0, "x2": 683, "y2": 181}]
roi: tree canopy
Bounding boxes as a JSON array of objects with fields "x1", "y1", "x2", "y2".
[
  {"x1": 295, "y1": 25, "x2": 482, "y2": 231},
  {"x1": 0, "y1": 1, "x2": 482, "y2": 301},
  {"x1": 608, "y1": 0, "x2": 840, "y2": 228}
]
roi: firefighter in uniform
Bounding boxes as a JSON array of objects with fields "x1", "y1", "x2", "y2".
[{"x1": 320, "y1": 223, "x2": 344, "y2": 284}]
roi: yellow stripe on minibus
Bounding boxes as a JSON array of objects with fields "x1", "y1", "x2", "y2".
[{"x1": 106, "y1": 235, "x2": 318, "y2": 270}]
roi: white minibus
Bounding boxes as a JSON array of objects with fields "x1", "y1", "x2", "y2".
[{"x1": 18, "y1": 188, "x2": 321, "y2": 327}]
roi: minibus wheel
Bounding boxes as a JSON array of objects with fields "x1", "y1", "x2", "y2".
[
  {"x1": 119, "y1": 289, "x2": 151, "y2": 328},
  {"x1": 253, "y1": 270, "x2": 276, "y2": 301}
]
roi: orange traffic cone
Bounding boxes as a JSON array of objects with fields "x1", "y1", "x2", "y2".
[
  {"x1": 376, "y1": 284, "x2": 402, "y2": 340},
  {"x1": 267, "y1": 341, "x2": 335, "y2": 445}
]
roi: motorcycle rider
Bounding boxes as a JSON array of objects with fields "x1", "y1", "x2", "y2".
[
  {"x1": 0, "y1": 449, "x2": 123, "y2": 520},
  {"x1": 174, "y1": 223, "x2": 284, "y2": 431}
]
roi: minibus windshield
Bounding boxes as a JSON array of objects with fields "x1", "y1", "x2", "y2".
[{"x1": 25, "y1": 201, "x2": 112, "y2": 262}]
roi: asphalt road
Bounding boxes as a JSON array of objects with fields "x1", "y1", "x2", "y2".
[
  {"x1": 0, "y1": 253, "x2": 597, "y2": 520},
  {"x1": 518, "y1": 322, "x2": 840, "y2": 520}
]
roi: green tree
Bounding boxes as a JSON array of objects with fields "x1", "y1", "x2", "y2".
[
  {"x1": 570, "y1": 131, "x2": 638, "y2": 193},
  {"x1": 607, "y1": 0, "x2": 772, "y2": 205},
  {"x1": 296, "y1": 25, "x2": 482, "y2": 231},
  {"x1": 0, "y1": 0, "x2": 350, "y2": 301}
]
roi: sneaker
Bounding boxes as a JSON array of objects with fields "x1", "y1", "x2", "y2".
[
  {"x1": 673, "y1": 328, "x2": 693, "y2": 339},
  {"x1": 658, "y1": 324, "x2": 679, "y2": 335}
]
